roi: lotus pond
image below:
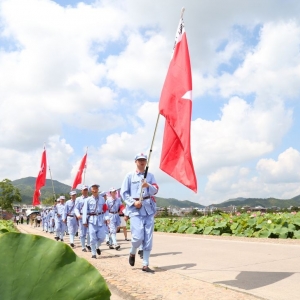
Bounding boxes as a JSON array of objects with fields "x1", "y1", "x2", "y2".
[{"x1": 154, "y1": 211, "x2": 300, "y2": 238}]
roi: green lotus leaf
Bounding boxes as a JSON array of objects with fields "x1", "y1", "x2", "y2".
[
  {"x1": 0, "y1": 233, "x2": 110, "y2": 300},
  {"x1": 203, "y1": 226, "x2": 213, "y2": 235},
  {"x1": 247, "y1": 219, "x2": 256, "y2": 227},
  {"x1": 288, "y1": 224, "x2": 296, "y2": 231},
  {"x1": 177, "y1": 225, "x2": 188, "y2": 233},
  {"x1": 230, "y1": 223, "x2": 239, "y2": 230},
  {"x1": 214, "y1": 222, "x2": 227, "y2": 229},
  {"x1": 186, "y1": 227, "x2": 198, "y2": 234},
  {"x1": 211, "y1": 229, "x2": 221, "y2": 235},
  {"x1": 0, "y1": 229, "x2": 9, "y2": 235},
  {"x1": 293, "y1": 231, "x2": 300, "y2": 239},
  {"x1": 258, "y1": 229, "x2": 271, "y2": 238},
  {"x1": 292, "y1": 218, "x2": 300, "y2": 227}
]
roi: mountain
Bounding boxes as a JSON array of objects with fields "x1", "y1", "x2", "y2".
[
  {"x1": 222, "y1": 197, "x2": 246, "y2": 203},
  {"x1": 11, "y1": 177, "x2": 205, "y2": 208},
  {"x1": 155, "y1": 197, "x2": 205, "y2": 208},
  {"x1": 213, "y1": 195, "x2": 300, "y2": 209},
  {"x1": 12, "y1": 177, "x2": 73, "y2": 204}
]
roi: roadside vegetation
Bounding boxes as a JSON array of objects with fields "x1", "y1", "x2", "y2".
[{"x1": 154, "y1": 211, "x2": 300, "y2": 239}]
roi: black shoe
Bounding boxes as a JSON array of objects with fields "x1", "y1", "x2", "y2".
[
  {"x1": 115, "y1": 245, "x2": 120, "y2": 250},
  {"x1": 91, "y1": 255, "x2": 97, "y2": 259},
  {"x1": 129, "y1": 254, "x2": 135, "y2": 266},
  {"x1": 86, "y1": 245, "x2": 91, "y2": 251},
  {"x1": 60, "y1": 239, "x2": 64, "y2": 242},
  {"x1": 117, "y1": 228, "x2": 120, "y2": 233},
  {"x1": 55, "y1": 236, "x2": 59, "y2": 240},
  {"x1": 96, "y1": 248, "x2": 101, "y2": 255},
  {"x1": 82, "y1": 248, "x2": 87, "y2": 252},
  {"x1": 75, "y1": 232, "x2": 78, "y2": 237},
  {"x1": 125, "y1": 238, "x2": 129, "y2": 241},
  {"x1": 142, "y1": 266, "x2": 155, "y2": 273},
  {"x1": 109, "y1": 245, "x2": 114, "y2": 249},
  {"x1": 70, "y1": 243, "x2": 75, "y2": 248},
  {"x1": 106, "y1": 241, "x2": 110, "y2": 246}
]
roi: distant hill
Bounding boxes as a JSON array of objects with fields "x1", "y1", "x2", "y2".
[
  {"x1": 155, "y1": 197, "x2": 205, "y2": 208},
  {"x1": 222, "y1": 197, "x2": 246, "y2": 203},
  {"x1": 12, "y1": 177, "x2": 205, "y2": 208},
  {"x1": 12, "y1": 177, "x2": 73, "y2": 203},
  {"x1": 214, "y1": 195, "x2": 300, "y2": 209}
]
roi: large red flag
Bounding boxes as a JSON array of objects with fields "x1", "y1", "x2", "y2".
[
  {"x1": 32, "y1": 149, "x2": 47, "y2": 206},
  {"x1": 159, "y1": 15, "x2": 197, "y2": 192},
  {"x1": 72, "y1": 153, "x2": 87, "y2": 189}
]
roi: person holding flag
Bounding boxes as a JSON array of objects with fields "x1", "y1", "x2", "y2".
[
  {"x1": 120, "y1": 153, "x2": 158, "y2": 273},
  {"x1": 63, "y1": 190, "x2": 78, "y2": 248}
]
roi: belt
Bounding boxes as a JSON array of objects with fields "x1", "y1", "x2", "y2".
[
  {"x1": 133, "y1": 196, "x2": 150, "y2": 200},
  {"x1": 88, "y1": 212, "x2": 104, "y2": 216},
  {"x1": 109, "y1": 212, "x2": 118, "y2": 214},
  {"x1": 67, "y1": 214, "x2": 74, "y2": 217}
]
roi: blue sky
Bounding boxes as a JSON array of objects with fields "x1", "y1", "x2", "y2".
[{"x1": 1, "y1": 0, "x2": 300, "y2": 205}]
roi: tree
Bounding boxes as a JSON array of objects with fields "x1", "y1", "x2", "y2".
[
  {"x1": 42, "y1": 196, "x2": 57, "y2": 206},
  {"x1": 0, "y1": 179, "x2": 21, "y2": 211},
  {"x1": 161, "y1": 207, "x2": 169, "y2": 217}
]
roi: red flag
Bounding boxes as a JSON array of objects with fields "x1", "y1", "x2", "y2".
[
  {"x1": 32, "y1": 149, "x2": 47, "y2": 206},
  {"x1": 159, "y1": 15, "x2": 197, "y2": 193},
  {"x1": 72, "y1": 153, "x2": 87, "y2": 189}
]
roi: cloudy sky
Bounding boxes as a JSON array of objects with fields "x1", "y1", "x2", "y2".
[{"x1": 1, "y1": 0, "x2": 300, "y2": 205}]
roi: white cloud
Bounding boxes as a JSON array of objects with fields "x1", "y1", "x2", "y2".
[
  {"x1": 1, "y1": 0, "x2": 300, "y2": 205},
  {"x1": 191, "y1": 96, "x2": 292, "y2": 175},
  {"x1": 257, "y1": 147, "x2": 300, "y2": 183}
]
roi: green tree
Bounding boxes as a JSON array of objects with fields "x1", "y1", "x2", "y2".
[
  {"x1": 161, "y1": 207, "x2": 169, "y2": 217},
  {"x1": 0, "y1": 179, "x2": 21, "y2": 211},
  {"x1": 42, "y1": 196, "x2": 57, "y2": 206}
]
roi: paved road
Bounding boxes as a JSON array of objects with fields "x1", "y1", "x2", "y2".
[
  {"x1": 150, "y1": 233, "x2": 300, "y2": 300},
  {"x1": 17, "y1": 224, "x2": 300, "y2": 299}
]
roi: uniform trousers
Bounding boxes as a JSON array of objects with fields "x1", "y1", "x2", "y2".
[
  {"x1": 79, "y1": 219, "x2": 90, "y2": 249},
  {"x1": 88, "y1": 223, "x2": 106, "y2": 255},
  {"x1": 130, "y1": 214, "x2": 154, "y2": 266},
  {"x1": 55, "y1": 218, "x2": 65, "y2": 240},
  {"x1": 67, "y1": 216, "x2": 78, "y2": 243}
]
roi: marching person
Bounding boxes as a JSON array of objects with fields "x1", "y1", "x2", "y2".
[
  {"x1": 121, "y1": 153, "x2": 159, "y2": 273},
  {"x1": 82, "y1": 183, "x2": 109, "y2": 259},
  {"x1": 48, "y1": 205, "x2": 55, "y2": 233},
  {"x1": 54, "y1": 196, "x2": 66, "y2": 241},
  {"x1": 118, "y1": 203, "x2": 129, "y2": 241},
  {"x1": 106, "y1": 187, "x2": 122, "y2": 250},
  {"x1": 63, "y1": 191, "x2": 78, "y2": 248},
  {"x1": 74, "y1": 185, "x2": 91, "y2": 252}
]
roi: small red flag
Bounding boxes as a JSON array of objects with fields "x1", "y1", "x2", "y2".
[
  {"x1": 72, "y1": 153, "x2": 87, "y2": 189},
  {"x1": 159, "y1": 15, "x2": 197, "y2": 193},
  {"x1": 32, "y1": 149, "x2": 47, "y2": 206}
]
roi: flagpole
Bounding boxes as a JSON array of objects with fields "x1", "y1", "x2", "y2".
[
  {"x1": 83, "y1": 147, "x2": 88, "y2": 185},
  {"x1": 48, "y1": 165, "x2": 56, "y2": 202},
  {"x1": 139, "y1": 112, "x2": 160, "y2": 201}
]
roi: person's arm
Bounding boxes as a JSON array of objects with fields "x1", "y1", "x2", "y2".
[
  {"x1": 74, "y1": 198, "x2": 81, "y2": 218},
  {"x1": 82, "y1": 198, "x2": 88, "y2": 226}
]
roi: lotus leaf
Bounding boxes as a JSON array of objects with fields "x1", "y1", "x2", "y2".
[
  {"x1": 186, "y1": 227, "x2": 198, "y2": 234},
  {"x1": 293, "y1": 231, "x2": 300, "y2": 239},
  {"x1": 0, "y1": 233, "x2": 110, "y2": 300},
  {"x1": 177, "y1": 225, "x2": 188, "y2": 233},
  {"x1": 203, "y1": 226, "x2": 213, "y2": 235}
]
